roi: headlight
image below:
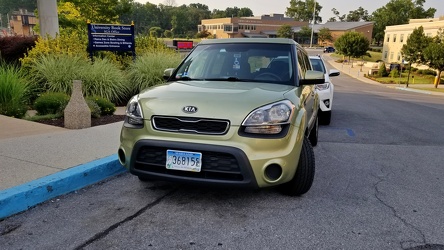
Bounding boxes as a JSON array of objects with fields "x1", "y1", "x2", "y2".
[
  {"x1": 242, "y1": 100, "x2": 294, "y2": 134},
  {"x1": 125, "y1": 95, "x2": 144, "y2": 127},
  {"x1": 315, "y1": 83, "x2": 329, "y2": 91}
]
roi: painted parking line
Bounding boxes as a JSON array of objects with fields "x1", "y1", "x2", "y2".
[
  {"x1": 321, "y1": 127, "x2": 356, "y2": 137},
  {"x1": 0, "y1": 155, "x2": 127, "y2": 220}
]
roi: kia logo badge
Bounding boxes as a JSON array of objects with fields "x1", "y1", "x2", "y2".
[{"x1": 183, "y1": 106, "x2": 198, "y2": 113}]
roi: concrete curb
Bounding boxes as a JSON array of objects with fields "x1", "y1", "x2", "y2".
[{"x1": 0, "y1": 155, "x2": 127, "y2": 220}]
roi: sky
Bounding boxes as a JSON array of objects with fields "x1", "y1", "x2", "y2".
[{"x1": 135, "y1": 0, "x2": 444, "y2": 21}]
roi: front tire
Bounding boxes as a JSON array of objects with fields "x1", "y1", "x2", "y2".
[{"x1": 279, "y1": 137, "x2": 315, "y2": 196}]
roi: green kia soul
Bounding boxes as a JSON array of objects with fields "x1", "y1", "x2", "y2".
[{"x1": 118, "y1": 38, "x2": 322, "y2": 196}]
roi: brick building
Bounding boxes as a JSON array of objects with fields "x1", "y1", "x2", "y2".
[
  {"x1": 9, "y1": 9, "x2": 37, "y2": 36},
  {"x1": 198, "y1": 14, "x2": 308, "y2": 39}
]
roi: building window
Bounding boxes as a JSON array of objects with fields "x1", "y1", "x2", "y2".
[
  {"x1": 390, "y1": 52, "x2": 394, "y2": 60},
  {"x1": 400, "y1": 34, "x2": 404, "y2": 43},
  {"x1": 224, "y1": 24, "x2": 233, "y2": 32},
  {"x1": 384, "y1": 51, "x2": 388, "y2": 59},
  {"x1": 386, "y1": 35, "x2": 390, "y2": 42},
  {"x1": 397, "y1": 53, "x2": 401, "y2": 61},
  {"x1": 393, "y1": 34, "x2": 397, "y2": 42}
]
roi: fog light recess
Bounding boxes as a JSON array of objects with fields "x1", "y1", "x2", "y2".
[
  {"x1": 265, "y1": 164, "x2": 282, "y2": 181},
  {"x1": 118, "y1": 148, "x2": 126, "y2": 165}
]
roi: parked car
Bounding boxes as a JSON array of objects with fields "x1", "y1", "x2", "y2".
[
  {"x1": 324, "y1": 46, "x2": 335, "y2": 53},
  {"x1": 309, "y1": 55, "x2": 340, "y2": 125},
  {"x1": 118, "y1": 38, "x2": 323, "y2": 196}
]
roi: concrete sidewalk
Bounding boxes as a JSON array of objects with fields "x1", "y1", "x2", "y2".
[{"x1": 0, "y1": 107, "x2": 128, "y2": 219}]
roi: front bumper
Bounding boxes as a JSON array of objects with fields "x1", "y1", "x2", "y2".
[
  {"x1": 317, "y1": 87, "x2": 333, "y2": 112},
  {"x1": 119, "y1": 118, "x2": 306, "y2": 188}
]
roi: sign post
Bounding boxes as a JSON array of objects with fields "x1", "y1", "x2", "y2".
[{"x1": 87, "y1": 22, "x2": 136, "y2": 61}]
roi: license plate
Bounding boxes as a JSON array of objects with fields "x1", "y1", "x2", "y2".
[{"x1": 166, "y1": 150, "x2": 202, "y2": 172}]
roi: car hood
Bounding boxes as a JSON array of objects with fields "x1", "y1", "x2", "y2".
[{"x1": 137, "y1": 80, "x2": 299, "y2": 125}]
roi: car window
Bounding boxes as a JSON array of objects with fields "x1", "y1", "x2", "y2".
[
  {"x1": 297, "y1": 49, "x2": 312, "y2": 75},
  {"x1": 309, "y1": 58, "x2": 326, "y2": 73},
  {"x1": 174, "y1": 43, "x2": 295, "y2": 85}
]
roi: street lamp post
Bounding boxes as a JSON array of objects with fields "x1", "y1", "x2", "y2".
[
  {"x1": 37, "y1": 0, "x2": 59, "y2": 38},
  {"x1": 309, "y1": 0, "x2": 316, "y2": 48}
]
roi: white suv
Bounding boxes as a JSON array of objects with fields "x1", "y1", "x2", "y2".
[{"x1": 309, "y1": 55, "x2": 340, "y2": 125}]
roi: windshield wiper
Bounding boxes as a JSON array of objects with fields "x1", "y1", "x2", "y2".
[{"x1": 203, "y1": 77, "x2": 248, "y2": 82}]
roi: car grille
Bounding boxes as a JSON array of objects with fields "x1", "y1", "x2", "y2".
[
  {"x1": 152, "y1": 116, "x2": 229, "y2": 135},
  {"x1": 134, "y1": 146, "x2": 243, "y2": 181}
]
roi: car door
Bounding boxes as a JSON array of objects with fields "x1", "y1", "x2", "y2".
[{"x1": 297, "y1": 49, "x2": 316, "y2": 129}]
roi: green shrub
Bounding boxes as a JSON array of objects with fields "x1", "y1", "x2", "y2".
[
  {"x1": 86, "y1": 96, "x2": 116, "y2": 116},
  {"x1": 30, "y1": 54, "x2": 128, "y2": 104},
  {"x1": 81, "y1": 58, "x2": 129, "y2": 104},
  {"x1": 411, "y1": 67, "x2": 418, "y2": 72},
  {"x1": 423, "y1": 69, "x2": 437, "y2": 76},
  {"x1": 378, "y1": 62, "x2": 389, "y2": 77},
  {"x1": 0, "y1": 64, "x2": 29, "y2": 118},
  {"x1": 30, "y1": 54, "x2": 86, "y2": 94},
  {"x1": 135, "y1": 36, "x2": 173, "y2": 55},
  {"x1": 34, "y1": 92, "x2": 70, "y2": 115},
  {"x1": 390, "y1": 69, "x2": 399, "y2": 78},
  {"x1": 86, "y1": 99, "x2": 101, "y2": 118},
  {"x1": 21, "y1": 31, "x2": 88, "y2": 68},
  {"x1": 417, "y1": 69, "x2": 424, "y2": 75},
  {"x1": 0, "y1": 36, "x2": 37, "y2": 65},
  {"x1": 126, "y1": 52, "x2": 183, "y2": 96}
]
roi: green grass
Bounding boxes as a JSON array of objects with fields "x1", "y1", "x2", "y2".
[
  {"x1": 368, "y1": 72, "x2": 439, "y2": 85},
  {"x1": 412, "y1": 87, "x2": 444, "y2": 93},
  {"x1": 0, "y1": 63, "x2": 29, "y2": 118},
  {"x1": 331, "y1": 50, "x2": 382, "y2": 62},
  {"x1": 81, "y1": 58, "x2": 129, "y2": 104},
  {"x1": 126, "y1": 52, "x2": 183, "y2": 96},
  {"x1": 31, "y1": 54, "x2": 86, "y2": 94}
]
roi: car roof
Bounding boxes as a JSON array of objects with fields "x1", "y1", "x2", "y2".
[
  {"x1": 309, "y1": 55, "x2": 323, "y2": 60},
  {"x1": 199, "y1": 38, "x2": 298, "y2": 46}
]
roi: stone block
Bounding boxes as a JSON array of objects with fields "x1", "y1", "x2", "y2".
[{"x1": 64, "y1": 80, "x2": 91, "y2": 129}]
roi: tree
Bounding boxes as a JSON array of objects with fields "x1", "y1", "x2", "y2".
[
  {"x1": 334, "y1": 31, "x2": 370, "y2": 66},
  {"x1": 318, "y1": 27, "x2": 332, "y2": 45},
  {"x1": 64, "y1": 0, "x2": 132, "y2": 24},
  {"x1": 164, "y1": 29, "x2": 173, "y2": 38},
  {"x1": 277, "y1": 25, "x2": 294, "y2": 39},
  {"x1": 331, "y1": 8, "x2": 346, "y2": 22},
  {"x1": 286, "y1": 0, "x2": 322, "y2": 24},
  {"x1": 294, "y1": 25, "x2": 312, "y2": 44},
  {"x1": 119, "y1": 2, "x2": 162, "y2": 35},
  {"x1": 211, "y1": 9, "x2": 226, "y2": 18},
  {"x1": 196, "y1": 30, "x2": 211, "y2": 39},
  {"x1": 423, "y1": 29, "x2": 444, "y2": 88},
  {"x1": 370, "y1": 0, "x2": 436, "y2": 45},
  {"x1": 149, "y1": 26, "x2": 162, "y2": 38},
  {"x1": 401, "y1": 26, "x2": 432, "y2": 87},
  {"x1": 238, "y1": 8, "x2": 253, "y2": 17},
  {"x1": 57, "y1": 2, "x2": 85, "y2": 31},
  {"x1": 346, "y1": 7, "x2": 370, "y2": 22}
]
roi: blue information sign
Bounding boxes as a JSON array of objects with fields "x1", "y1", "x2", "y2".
[{"x1": 87, "y1": 23, "x2": 135, "y2": 53}]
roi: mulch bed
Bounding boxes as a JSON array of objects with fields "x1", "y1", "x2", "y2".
[{"x1": 35, "y1": 115, "x2": 126, "y2": 128}]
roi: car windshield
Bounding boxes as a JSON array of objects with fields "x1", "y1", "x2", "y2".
[
  {"x1": 310, "y1": 58, "x2": 326, "y2": 74},
  {"x1": 174, "y1": 43, "x2": 295, "y2": 85}
]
